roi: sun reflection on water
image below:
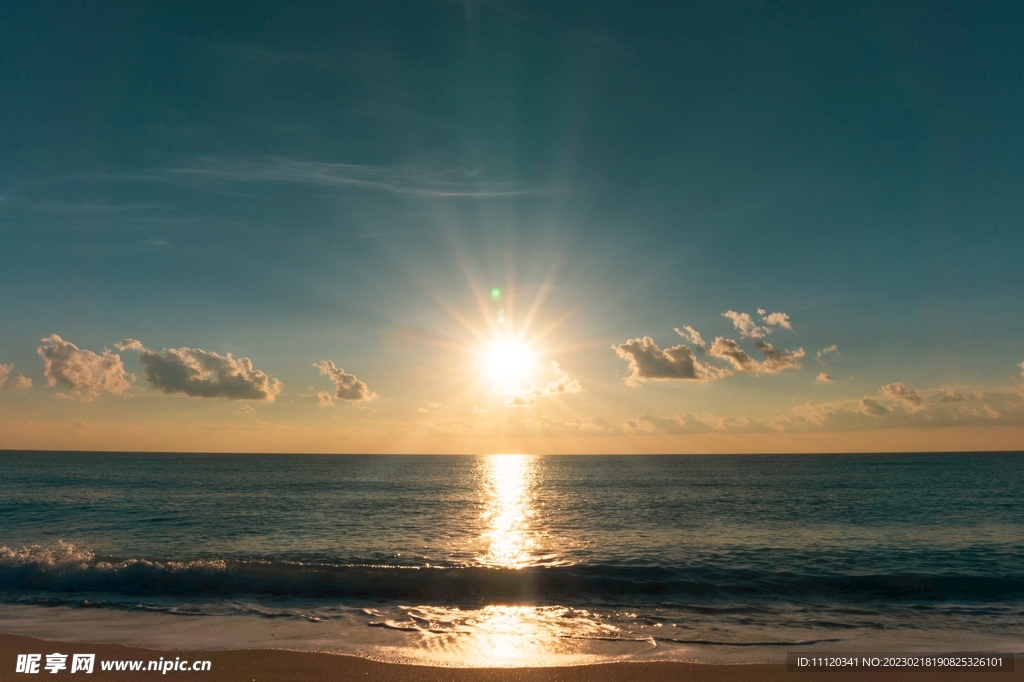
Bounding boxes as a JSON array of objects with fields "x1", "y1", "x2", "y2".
[
  {"x1": 364, "y1": 455, "x2": 656, "y2": 667},
  {"x1": 365, "y1": 604, "x2": 652, "y2": 668},
  {"x1": 479, "y1": 454, "x2": 537, "y2": 568}
]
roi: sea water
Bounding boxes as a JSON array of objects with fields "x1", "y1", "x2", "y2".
[{"x1": 0, "y1": 452, "x2": 1021, "y2": 665}]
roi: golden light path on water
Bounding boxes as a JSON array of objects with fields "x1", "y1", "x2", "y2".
[
  {"x1": 480, "y1": 454, "x2": 537, "y2": 569},
  {"x1": 369, "y1": 455, "x2": 655, "y2": 667}
]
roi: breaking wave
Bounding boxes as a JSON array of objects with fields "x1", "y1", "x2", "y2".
[{"x1": 2, "y1": 542, "x2": 1022, "y2": 604}]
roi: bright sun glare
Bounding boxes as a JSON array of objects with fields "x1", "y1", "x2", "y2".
[{"x1": 481, "y1": 337, "x2": 536, "y2": 390}]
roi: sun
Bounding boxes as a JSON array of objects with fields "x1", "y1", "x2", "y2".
[{"x1": 480, "y1": 336, "x2": 537, "y2": 391}]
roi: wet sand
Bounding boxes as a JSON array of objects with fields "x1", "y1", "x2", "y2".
[{"x1": 2, "y1": 634, "x2": 1019, "y2": 682}]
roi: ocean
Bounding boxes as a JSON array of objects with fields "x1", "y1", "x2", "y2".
[{"x1": 1, "y1": 452, "x2": 1021, "y2": 666}]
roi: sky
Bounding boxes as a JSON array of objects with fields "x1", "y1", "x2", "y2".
[{"x1": 1, "y1": 1, "x2": 1022, "y2": 454}]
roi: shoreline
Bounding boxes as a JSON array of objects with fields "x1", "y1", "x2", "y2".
[{"x1": 3, "y1": 634, "x2": 1021, "y2": 682}]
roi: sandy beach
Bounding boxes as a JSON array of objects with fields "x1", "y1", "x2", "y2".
[{"x1": 2, "y1": 634, "x2": 1019, "y2": 682}]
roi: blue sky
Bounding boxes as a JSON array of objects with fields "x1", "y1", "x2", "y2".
[{"x1": 1, "y1": 1, "x2": 1022, "y2": 452}]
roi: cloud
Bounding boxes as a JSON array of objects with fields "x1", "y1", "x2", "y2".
[
  {"x1": 315, "y1": 360, "x2": 375, "y2": 402},
  {"x1": 718, "y1": 416, "x2": 772, "y2": 433},
  {"x1": 722, "y1": 309, "x2": 795, "y2": 339},
  {"x1": 631, "y1": 413, "x2": 712, "y2": 434},
  {"x1": 673, "y1": 326, "x2": 707, "y2": 352},
  {"x1": 0, "y1": 368, "x2": 32, "y2": 389},
  {"x1": 236, "y1": 405, "x2": 255, "y2": 413},
  {"x1": 117, "y1": 339, "x2": 282, "y2": 401},
  {"x1": 860, "y1": 398, "x2": 890, "y2": 416},
  {"x1": 532, "y1": 362, "x2": 582, "y2": 396},
  {"x1": 816, "y1": 344, "x2": 839, "y2": 361},
  {"x1": 816, "y1": 373, "x2": 834, "y2": 382},
  {"x1": 756, "y1": 340, "x2": 805, "y2": 372},
  {"x1": 707, "y1": 338, "x2": 804, "y2": 373},
  {"x1": 504, "y1": 362, "x2": 582, "y2": 406},
  {"x1": 881, "y1": 382, "x2": 924, "y2": 407},
  {"x1": 317, "y1": 390, "x2": 334, "y2": 407},
  {"x1": 760, "y1": 311, "x2": 792, "y2": 331},
  {"x1": 427, "y1": 402, "x2": 442, "y2": 408},
  {"x1": 473, "y1": 405, "x2": 488, "y2": 414},
  {"x1": 37, "y1": 335, "x2": 134, "y2": 397},
  {"x1": 722, "y1": 311, "x2": 769, "y2": 338},
  {"x1": 151, "y1": 157, "x2": 540, "y2": 199},
  {"x1": 613, "y1": 337, "x2": 729, "y2": 384},
  {"x1": 707, "y1": 337, "x2": 755, "y2": 370},
  {"x1": 1019, "y1": 361, "x2": 1024, "y2": 378},
  {"x1": 771, "y1": 387, "x2": 1024, "y2": 433}
]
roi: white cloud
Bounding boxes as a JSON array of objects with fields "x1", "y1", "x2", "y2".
[
  {"x1": 534, "y1": 361, "x2": 582, "y2": 396},
  {"x1": 613, "y1": 337, "x2": 729, "y2": 384},
  {"x1": 756, "y1": 340, "x2": 805, "y2": 372},
  {"x1": 760, "y1": 311, "x2": 792, "y2": 331},
  {"x1": 14, "y1": 374, "x2": 32, "y2": 388},
  {"x1": 816, "y1": 373, "x2": 834, "y2": 382},
  {"x1": 236, "y1": 404, "x2": 255, "y2": 413},
  {"x1": 881, "y1": 382, "x2": 924, "y2": 407},
  {"x1": 315, "y1": 360, "x2": 375, "y2": 402},
  {"x1": 0, "y1": 364, "x2": 10, "y2": 386},
  {"x1": 673, "y1": 326, "x2": 707, "y2": 351},
  {"x1": 816, "y1": 344, "x2": 839, "y2": 361},
  {"x1": 38, "y1": 335, "x2": 134, "y2": 398},
  {"x1": 722, "y1": 311, "x2": 769, "y2": 338},
  {"x1": 722, "y1": 309, "x2": 794, "y2": 339},
  {"x1": 505, "y1": 362, "x2": 583, "y2": 405},
  {"x1": 473, "y1": 405, "x2": 488, "y2": 414},
  {"x1": 117, "y1": 339, "x2": 281, "y2": 401},
  {"x1": 707, "y1": 338, "x2": 804, "y2": 373},
  {"x1": 317, "y1": 390, "x2": 334, "y2": 407},
  {"x1": 1019, "y1": 360, "x2": 1024, "y2": 378}
]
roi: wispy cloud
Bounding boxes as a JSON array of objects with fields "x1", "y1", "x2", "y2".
[
  {"x1": 816, "y1": 344, "x2": 839, "y2": 362},
  {"x1": 143, "y1": 157, "x2": 543, "y2": 198},
  {"x1": 505, "y1": 362, "x2": 582, "y2": 406}
]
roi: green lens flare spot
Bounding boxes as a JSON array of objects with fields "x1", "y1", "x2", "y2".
[{"x1": 491, "y1": 288, "x2": 501, "y2": 299}]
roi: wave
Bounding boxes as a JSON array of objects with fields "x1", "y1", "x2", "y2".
[{"x1": 2, "y1": 542, "x2": 1023, "y2": 604}]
